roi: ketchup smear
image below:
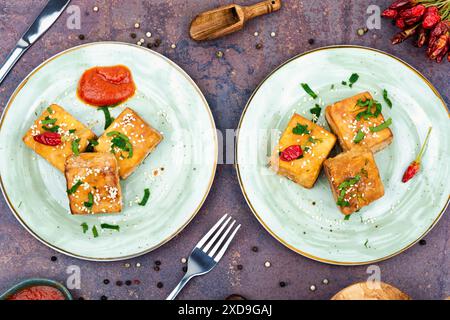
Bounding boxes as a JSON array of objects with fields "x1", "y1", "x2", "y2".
[{"x1": 7, "y1": 286, "x2": 66, "y2": 300}]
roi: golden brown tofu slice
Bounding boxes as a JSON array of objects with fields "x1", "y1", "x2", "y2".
[
  {"x1": 325, "y1": 92, "x2": 393, "y2": 153},
  {"x1": 94, "y1": 108, "x2": 163, "y2": 179},
  {"x1": 270, "y1": 114, "x2": 337, "y2": 189},
  {"x1": 65, "y1": 153, "x2": 122, "y2": 215},
  {"x1": 323, "y1": 147, "x2": 384, "y2": 215},
  {"x1": 22, "y1": 104, "x2": 96, "y2": 172}
]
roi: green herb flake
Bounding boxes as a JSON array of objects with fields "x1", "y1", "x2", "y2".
[
  {"x1": 69, "y1": 129, "x2": 76, "y2": 134},
  {"x1": 310, "y1": 104, "x2": 322, "y2": 123},
  {"x1": 47, "y1": 107, "x2": 54, "y2": 114},
  {"x1": 348, "y1": 73, "x2": 359, "y2": 87},
  {"x1": 107, "y1": 131, "x2": 134, "y2": 159},
  {"x1": 86, "y1": 139, "x2": 99, "y2": 152},
  {"x1": 92, "y1": 225, "x2": 99, "y2": 238},
  {"x1": 383, "y1": 89, "x2": 393, "y2": 108},
  {"x1": 41, "y1": 117, "x2": 57, "y2": 125},
  {"x1": 364, "y1": 239, "x2": 369, "y2": 248},
  {"x1": 293, "y1": 123, "x2": 310, "y2": 135},
  {"x1": 81, "y1": 222, "x2": 89, "y2": 234},
  {"x1": 84, "y1": 192, "x2": 94, "y2": 209},
  {"x1": 139, "y1": 188, "x2": 150, "y2": 206},
  {"x1": 300, "y1": 83, "x2": 318, "y2": 99},
  {"x1": 341, "y1": 81, "x2": 347, "y2": 86},
  {"x1": 344, "y1": 214, "x2": 351, "y2": 221},
  {"x1": 67, "y1": 180, "x2": 83, "y2": 195},
  {"x1": 370, "y1": 118, "x2": 392, "y2": 133},
  {"x1": 101, "y1": 223, "x2": 120, "y2": 231},
  {"x1": 72, "y1": 138, "x2": 81, "y2": 156},
  {"x1": 100, "y1": 107, "x2": 115, "y2": 130},
  {"x1": 42, "y1": 125, "x2": 60, "y2": 132},
  {"x1": 353, "y1": 130, "x2": 365, "y2": 144},
  {"x1": 337, "y1": 175, "x2": 361, "y2": 208}
]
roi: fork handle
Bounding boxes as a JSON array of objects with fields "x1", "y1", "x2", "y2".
[{"x1": 166, "y1": 274, "x2": 195, "y2": 300}]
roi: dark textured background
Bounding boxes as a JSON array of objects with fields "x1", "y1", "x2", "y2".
[{"x1": 0, "y1": 0, "x2": 448, "y2": 300}]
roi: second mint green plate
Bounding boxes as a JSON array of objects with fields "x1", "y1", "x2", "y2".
[
  {"x1": 236, "y1": 46, "x2": 449, "y2": 265},
  {"x1": 0, "y1": 42, "x2": 217, "y2": 261}
]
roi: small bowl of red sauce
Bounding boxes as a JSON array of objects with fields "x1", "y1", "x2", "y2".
[{"x1": 0, "y1": 278, "x2": 72, "y2": 301}]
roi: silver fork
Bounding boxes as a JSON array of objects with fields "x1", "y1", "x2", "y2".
[{"x1": 166, "y1": 214, "x2": 241, "y2": 300}]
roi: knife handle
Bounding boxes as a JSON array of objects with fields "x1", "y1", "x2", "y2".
[{"x1": 0, "y1": 39, "x2": 29, "y2": 85}]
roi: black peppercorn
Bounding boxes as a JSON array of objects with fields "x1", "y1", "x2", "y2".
[
  {"x1": 130, "y1": 33, "x2": 137, "y2": 39},
  {"x1": 308, "y1": 38, "x2": 315, "y2": 45},
  {"x1": 237, "y1": 264, "x2": 243, "y2": 270},
  {"x1": 157, "y1": 282, "x2": 163, "y2": 289},
  {"x1": 125, "y1": 280, "x2": 132, "y2": 286},
  {"x1": 103, "y1": 279, "x2": 110, "y2": 285},
  {"x1": 78, "y1": 34, "x2": 85, "y2": 40},
  {"x1": 155, "y1": 260, "x2": 161, "y2": 266},
  {"x1": 419, "y1": 239, "x2": 427, "y2": 246},
  {"x1": 255, "y1": 43, "x2": 263, "y2": 50},
  {"x1": 182, "y1": 266, "x2": 187, "y2": 273},
  {"x1": 279, "y1": 281, "x2": 286, "y2": 287},
  {"x1": 100, "y1": 295, "x2": 108, "y2": 300},
  {"x1": 251, "y1": 246, "x2": 258, "y2": 252},
  {"x1": 154, "y1": 266, "x2": 160, "y2": 271},
  {"x1": 154, "y1": 39, "x2": 161, "y2": 47},
  {"x1": 116, "y1": 280, "x2": 123, "y2": 287},
  {"x1": 50, "y1": 256, "x2": 57, "y2": 262}
]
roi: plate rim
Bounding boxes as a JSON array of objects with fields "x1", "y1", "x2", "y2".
[
  {"x1": 0, "y1": 41, "x2": 218, "y2": 262},
  {"x1": 235, "y1": 44, "x2": 450, "y2": 266}
]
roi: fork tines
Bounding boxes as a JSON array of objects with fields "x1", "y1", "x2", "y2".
[{"x1": 196, "y1": 214, "x2": 241, "y2": 262}]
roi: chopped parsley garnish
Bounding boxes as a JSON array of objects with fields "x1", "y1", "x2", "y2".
[
  {"x1": 353, "y1": 129, "x2": 365, "y2": 144},
  {"x1": 344, "y1": 214, "x2": 351, "y2": 221},
  {"x1": 42, "y1": 124, "x2": 60, "y2": 132},
  {"x1": 107, "y1": 131, "x2": 133, "y2": 158},
  {"x1": 337, "y1": 175, "x2": 361, "y2": 208},
  {"x1": 348, "y1": 73, "x2": 359, "y2": 88},
  {"x1": 86, "y1": 139, "x2": 99, "y2": 152},
  {"x1": 370, "y1": 118, "x2": 392, "y2": 132},
  {"x1": 71, "y1": 138, "x2": 81, "y2": 156},
  {"x1": 41, "y1": 116, "x2": 57, "y2": 125},
  {"x1": 310, "y1": 104, "x2": 322, "y2": 123},
  {"x1": 92, "y1": 226, "x2": 99, "y2": 238},
  {"x1": 67, "y1": 180, "x2": 83, "y2": 195},
  {"x1": 341, "y1": 81, "x2": 347, "y2": 86},
  {"x1": 81, "y1": 222, "x2": 89, "y2": 234},
  {"x1": 301, "y1": 83, "x2": 318, "y2": 99},
  {"x1": 101, "y1": 223, "x2": 120, "y2": 231},
  {"x1": 355, "y1": 99, "x2": 382, "y2": 120},
  {"x1": 138, "y1": 188, "x2": 150, "y2": 206},
  {"x1": 308, "y1": 136, "x2": 322, "y2": 144},
  {"x1": 47, "y1": 106, "x2": 54, "y2": 114},
  {"x1": 293, "y1": 123, "x2": 310, "y2": 135},
  {"x1": 100, "y1": 107, "x2": 115, "y2": 130},
  {"x1": 84, "y1": 192, "x2": 94, "y2": 209},
  {"x1": 364, "y1": 239, "x2": 369, "y2": 248},
  {"x1": 69, "y1": 129, "x2": 76, "y2": 134},
  {"x1": 383, "y1": 89, "x2": 392, "y2": 108}
]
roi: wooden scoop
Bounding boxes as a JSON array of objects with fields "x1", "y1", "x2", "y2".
[
  {"x1": 331, "y1": 282, "x2": 411, "y2": 300},
  {"x1": 190, "y1": 0, "x2": 282, "y2": 41}
]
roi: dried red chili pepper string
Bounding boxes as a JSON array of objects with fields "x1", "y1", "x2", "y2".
[
  {"x1": 402, "y1": 127, "x2": 432, "y2": 183},
  {"x1": 383, "y1": 0, "x2": 450, "y2": 63}
]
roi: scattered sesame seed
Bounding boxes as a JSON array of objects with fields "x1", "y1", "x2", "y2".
[
  {"x1": 136, "y1": 263, "x2": 141, "y2": 268},
  {"x1": 322, "y1": 279, "x2": 329, "y2": 285},
  {"x1": 181, "y1": 258, "x2": 187, "y2": 264},
  {"x1": 254, "y1": 31, "x2": 259, "y2": 36},
  {"x1": 93, "y1": 6, "x2": 99, "y2": 12},
  {"x1": 140, "y1": 38, "x2": 145, "y2": 43},
  {"x1": 171, "y1": 43, "x2": 177, "y2": 49},
  {"x1": 134, "y1": 22, "x2": 140, "y2": 29},
  {"x1": 264, "y1": 261, "x2": 271, "y2": 268},
  {"x1": 137, "y1": 41, "x2": 142, "y2": 46},
  {"x1": 270, "y1": 31, "x2": 276, "y2": 37},
  {"x1": 146, "y1": 32, "x2": 152, "y2": 38},
  {"x1": 310, "y1": 285, "x2": 316, "y2": 291},
  {"x1": 124, "y1": 263, "x2": 130, "y2": 268}
]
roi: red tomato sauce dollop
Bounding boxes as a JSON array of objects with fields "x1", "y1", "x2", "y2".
[
  {"x1": 77, "y1": 65, "x2": 136, "y2": 107},
  {"x1": 7, "y1": 286, "x2": 66, "y2": 300}
]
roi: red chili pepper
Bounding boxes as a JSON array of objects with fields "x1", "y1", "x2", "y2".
[
  {"x1": 402, "y1": 127, "x2": 432, "y2": 183},
  {"x1": 382, "y1": 9, "x2": 398, "y2": 19},
  {"x1": 389, "y1": 0, "x2": 415, "y2": 10},
  {"x1": 392, "y1": 25, "x2": 418, "y2": 44},
  {"x1": 422, "y1": 6, "x2": 441, "y2": 29},
  {"x1": 416, "y1": 26, "x2": 428, "y2": 48},
  {"x1": 429, "y1": 33, "x2": 449, "y2": 60},
  {"x1": 280, "y1": 145, "x2": 303, "y2": 162},
  {"x1": 33, "y1": 132, "x2": 62, "y2": 146},
  {"x1": 428, "y1": 21, "x2": 449, "y2": 51}
]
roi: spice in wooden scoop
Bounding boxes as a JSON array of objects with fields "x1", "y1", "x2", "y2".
[{"x1": 190, "y1": 0, "x2": 282, "y2": 41}]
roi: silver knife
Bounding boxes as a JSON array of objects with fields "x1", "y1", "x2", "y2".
[{"x1": 0, "y1": 0, "x2": 71, "y2": 85}]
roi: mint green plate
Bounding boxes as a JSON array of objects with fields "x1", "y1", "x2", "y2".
[
  {"x1": 236, "y1": 46, "x2": 449, "y2": 265},
  {"x1": 0, "y1": 42, "x2": 217, "y2": 261}
]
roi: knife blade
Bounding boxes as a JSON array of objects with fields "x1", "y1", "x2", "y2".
[{"x1": 0, "y1": 0, "x2": 71, "y2": 85}]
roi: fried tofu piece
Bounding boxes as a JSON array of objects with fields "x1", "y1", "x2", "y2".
[
  {"x1": 325, "y1": 92, "x2": 393, "y2": 153},
  {"x1": 323, "y1": 147, "x2": 384, "y2": 215},
  {"x1": 65, "y1": 153, "x2": 122, "y2": 215},
  {"x1": 94, "y1": 108, "x2": 163, "y2": 179},
  {"x1": 22, "y1": 104, "x2": 96, "y2": 172},
  {"x1": 270, "y1": 114, "x2": 337, "y2": 189}
]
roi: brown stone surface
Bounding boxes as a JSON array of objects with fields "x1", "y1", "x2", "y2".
[{"x1": 0, "y1": 0, "x2": 448, "y2": 300}]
